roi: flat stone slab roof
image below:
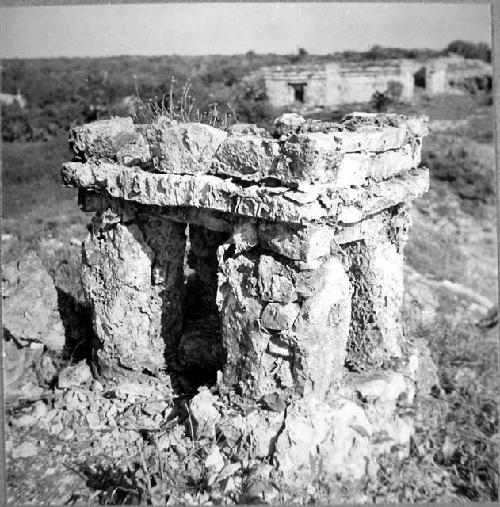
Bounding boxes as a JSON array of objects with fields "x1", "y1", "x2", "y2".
[{"x1": 62, "y1": 112, "x2": 429, "y2": 225}]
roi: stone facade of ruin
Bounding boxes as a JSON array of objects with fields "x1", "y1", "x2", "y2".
[
  {"x1": 62, "y1": 112, "x2": 431, "y2": 484},
  {"x1": 262, "y1": 56, "x2": 492, "y2": 108},
  {"x1": 262, "y1": 61, "x2": 417, "y2": 107},
  {"x1": 425, "y1": 54, "x2": 492, "y2": 94}
]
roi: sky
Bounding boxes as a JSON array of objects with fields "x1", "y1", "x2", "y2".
[{"x1": 0, "y1": 2, "x2": 492, "y2": 59}]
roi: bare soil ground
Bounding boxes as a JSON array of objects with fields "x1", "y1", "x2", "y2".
[{"x1": 2, "y1": 93, "x2": 498, "y2": 504}]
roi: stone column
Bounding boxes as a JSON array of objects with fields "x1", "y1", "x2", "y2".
[
  {"x1": 217, "y1": 220, "x2": 352, "y2": 401},
  {"x1": 344, "y1": 205, "x2": 411, "y2": 370},
  {"x1": 81, "y1": 197, "x2": 186, "y2": 386}
]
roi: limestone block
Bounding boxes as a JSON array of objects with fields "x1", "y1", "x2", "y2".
[
  {"x1": 333, "y1": 210, "x2": 391, "y2": 245},
  {"x1": 281, "y1": 133, "x2": 343, "y2": 185},
  {"x1": 335, "y1": 142, "x2": 421, "y2": 188},
  {"x1": 213, "y1": 134, "x2": 283, "y2": 181},
  {"x1": 70, "y1": 117, "x2": 140, "y2": 162},
  {"x1": 257, "y1": 255, "x2": 297, "y2": 303},
  {"x1": 258, "y1": 222, "x2": 333, "y2": 262},
  {"x1": 2, "y1": 253, "x2": 66, "y2": 351},
  {"x1": 273, "y1": 113, "x2": 306, "y2": 137},
  {"x1": 82, "y1": 216, "x2": 186, "y2": 384},
  {"x1": 58, "y1": 360, "x2": 92, "y2": 389},
  {"x1": 116, "y1": 132, "x2": 151, "y2": 167},
  {"x1": 274, "y1": 397, "x2": 373, "y2": 483},
  {"x1": 232, "y1": 220, "x2": 258, "y2": 254},
  {"x1": 189, "y1": 389, "x2": 220, "y2": 439},
  {"x1": 144, "y1": 118, "x2": 227, "y2": 174},
  {"x1": 336, "y1": 112, "x2": 428, "y2": 152},
  {"x1": 260, "y1": 302, "x2": 300, "y2": 330}
]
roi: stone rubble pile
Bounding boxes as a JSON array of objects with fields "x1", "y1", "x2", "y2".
[{"x1": 61, "y1": 111, "x2": 432, "y2": 483}]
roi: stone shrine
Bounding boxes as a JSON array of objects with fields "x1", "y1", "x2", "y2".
[{"x1": 62, "y1": 111, "x2": 430, "y2": 483}]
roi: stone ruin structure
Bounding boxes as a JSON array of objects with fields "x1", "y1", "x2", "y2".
[
  {"x1": 62, "y1": 111, "x2": 431, "y2": 484},
  {"x1": 424, "y1": 54, "x2": 492, "y2": 95},
  {"x1": 262, "y1": 61, "x2": 416, "y2": 108},
  {"x1": 262, "y1": 55, "x2": 492, "y2": 108}
]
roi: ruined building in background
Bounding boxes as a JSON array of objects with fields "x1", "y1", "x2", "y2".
[
  {"x1": 0, "y1": 90, "x2": 27, "y2": 109},
  {"x1": 262, "y1": 60, "x2": 417, "y2": 108},
  {"x1": 62, "y1": 111, "x2": 433, "y2": 484},
  {"x1": 424, "y1": 54, "x2": 492, "y2": 94},
  {"x1": 262, "y1": 54, "x2": 492, "y2": 108}
]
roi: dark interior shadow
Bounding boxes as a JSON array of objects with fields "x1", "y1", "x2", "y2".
[{"x1": 55, "y1": 286, "x2": 96, "y2": 363}]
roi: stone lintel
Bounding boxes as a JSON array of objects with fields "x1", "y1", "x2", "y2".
[{"x1": 64, "y1": 161, "x2": 428, "y2": 226}]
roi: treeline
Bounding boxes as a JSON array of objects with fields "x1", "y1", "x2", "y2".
[
  {"x1": 1, "y1": 41, "x2": 491, "y2": 142},
  {"x1": 1, "y1": 54, "x2": 286, "y2": 141}
]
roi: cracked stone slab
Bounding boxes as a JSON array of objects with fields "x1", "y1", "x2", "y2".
[{"x1": 62, "y1": 161, "x2": 428, "y2": 225}]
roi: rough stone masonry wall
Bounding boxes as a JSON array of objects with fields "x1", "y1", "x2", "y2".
[{"x1": 62, "y1": 111, "x2": 430, "y2": 483}]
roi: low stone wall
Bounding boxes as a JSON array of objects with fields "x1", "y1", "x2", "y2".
[{"x1": 62, "y1": 111, "x2": 431, "y2": 483}]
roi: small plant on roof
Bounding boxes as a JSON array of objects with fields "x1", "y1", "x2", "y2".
[{"x1": 132, "y1": 75, "x2": 237, "y2": 130}]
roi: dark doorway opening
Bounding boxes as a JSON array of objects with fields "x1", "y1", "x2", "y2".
[
  {"x1": 414, "y1": 66, "x2": 426, "y2": 89},
  {"x1": 289, "y1": 82, "x2": 307, "y2": 103}
]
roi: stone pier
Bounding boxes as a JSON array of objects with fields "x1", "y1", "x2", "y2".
[{"x1": 63, "y1": 112, "x2": 430, "y2": 483}]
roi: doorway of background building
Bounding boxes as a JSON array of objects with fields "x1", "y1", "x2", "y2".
[{"x1": 289, "y1": 82, "x2": 307, "y2": 103}]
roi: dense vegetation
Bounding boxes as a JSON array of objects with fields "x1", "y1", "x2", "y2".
[{"x1": 1, "y1": 41, "x2": 490, "y2": 142}]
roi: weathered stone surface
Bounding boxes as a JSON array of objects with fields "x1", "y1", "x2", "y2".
[
  {"x1": 217, "y1": 409, "x2": 284, "y2": 459},
  {"x1": 274, "y1": 397, "x2": 373, "y2": 482},
  {"x1": 344, "y1": 369, "x2": 416, "y2": 456},
  {"x1": 116, "y1": 132, "x2": 151, "y2": 167},
  {"x1": 273, "y1": 113, "x2": 306, "y2": 136},
  {"x1": 261, "y1": 302, "x2": 300, "y2": 330},
  {"x1": 281, "y1": 133, "x2": 420, "y2": 187},
  {"x1": 216, "y1": 248, "x2": 269, "y2": 393},
  {"x1": 144, "y1": 118, "x2": 227, "y2": 174},
  {"x1": 2, "y1": 253, "x2": 66, "y2": 351},
  {"x1": 232, "y1": 220, "x2": 258, "y2": 254},
  {"x1": 70, "y1": 117, "x2": 139, "y2": 162},
  {"x1": 58, "y1": 360, "x2": 92, "y2": 389},
  {"x1": 63, "y1": 160, "x2": 429, "y2": 225},
  {"x1": 189, "y1": 389, "x2": 220, "y2": 439},
  {"x1": 213, "y1": 130, "x2": 418, "y2": 188},
  {"x1": 335, "y1": 142, "x2": 421, "y2": 188},
  {"x1": 291, "y1": 255, "x2": 352, "y2": 396},
  {"x1": 213, "y1": 134, "x2": 282, "y2": 181},
  {"x1": 258, "y1": 222, "x2": 332, "y2": 261},
  {"x1": 347, "y1": 370, "x2": 410, "y2": 403},
  {"x1": 333, "y1": 210, "x2": 392, "y2": 245},
  {"x1": 345, "y1": 232, "x2": 406, "y2": 370},
  {"x1": 82, "y1": 216, "x2": 186, "y2": 384},
  {"x1": 258, "y1": 255, "x2": 297, "y2": 303}
]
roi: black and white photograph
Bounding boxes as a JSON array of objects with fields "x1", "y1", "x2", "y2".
[{"x1": 1, "y1": 1, "x2": 498, "y2": 504}]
